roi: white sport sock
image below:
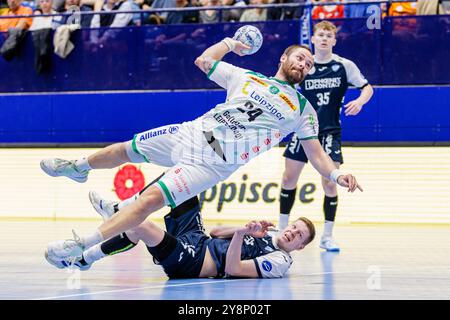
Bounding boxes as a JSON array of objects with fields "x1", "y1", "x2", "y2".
[
  {"x1": 323, "y1": 220, "x2": 335, "y2": 238},
  {"x1": 75, "y1": 157, "x2": 92, "y2": 172},
  {"x1": 82, "y1": 244, "x2": 106, "y2": 264},
  {"x1": 278, "y1": 214, "x2": 290, "y2": 231},
  {"x1": 81, "y1": 229, "x2": 104, "y2": 249},
  {"x1": 118, "y1": 192, "x2": 139, "y2": 210}
]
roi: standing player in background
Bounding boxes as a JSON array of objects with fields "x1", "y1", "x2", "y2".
[{"x1": 278, "y1": 21, "x2": 373, "y2": 251}]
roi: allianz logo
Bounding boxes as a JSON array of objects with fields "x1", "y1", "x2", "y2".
[{"x1": 139, "y1": 126, "x2": 179, "y2": 141}]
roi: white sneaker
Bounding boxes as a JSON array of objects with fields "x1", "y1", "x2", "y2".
[
  {"x1": 45, "y1": 251, "x2": 91, "y2": 271},
  {"x1": 320, "y1": 236, "x2": 340, "y2": 252},
  {"x1": 89, "y1": 190, "x2": 117, "y2": 221},
  {"x1": 40, "y1": 158, "x2": 89, "y2": 183},
  {"x1": 46, "y1": 230, "x2": 85, "y2": 260}
]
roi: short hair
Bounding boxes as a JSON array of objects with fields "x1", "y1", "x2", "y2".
[
  {"x1": 283, "y1": 44, "x2": 312, "y2": 57},
  {"x1": 313, "y1": 20, "x2": 338, "y2": 35},
  {"x1": 296, "y1": 217, "x2": 316, "y2": 246}
]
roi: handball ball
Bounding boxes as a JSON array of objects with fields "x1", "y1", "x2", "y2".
[{"x1": 233, "y1": 25, "x2": 263, "y2": 55}]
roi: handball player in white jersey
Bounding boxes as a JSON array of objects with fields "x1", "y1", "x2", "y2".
[{"x1": 41, "y1": 33, "x2": 363, "y2": 260}]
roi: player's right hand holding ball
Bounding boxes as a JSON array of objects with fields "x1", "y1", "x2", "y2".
[{"x1": 222, "y1": 25, "x2": 264, "y2": 56}]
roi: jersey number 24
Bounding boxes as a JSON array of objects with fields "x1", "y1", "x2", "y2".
[{"x1": 237, "y1": 102, "x2": 263, "y2": 122}]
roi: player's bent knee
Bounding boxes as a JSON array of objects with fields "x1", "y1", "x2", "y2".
[
  {"x1": 132, "y1": 221, "x2": 158, "y2": 239},
  {"x1": 282, "y1": 159, "x2": 304, "y2": 188},
  {"x1": 282, "y1": 168, "x2": 301, "y2": 188},
  {"x1": 282, "y1": 171, "x2": 297, "y2": 188},
  {"x1": 131, "y1": 221, "x2": 166, "y2": 248}
]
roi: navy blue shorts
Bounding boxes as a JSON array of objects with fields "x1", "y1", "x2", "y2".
[
  {"x1": 283, "y1": 132, "x2": 344, "y2": 164},
  {"x1": 146, "y1": 198, "x2": 209, "y2": 278}
]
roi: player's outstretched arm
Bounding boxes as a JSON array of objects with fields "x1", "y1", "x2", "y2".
[
  {"x1": 194, "y1": 38, "x2": 251, "y2": 74},
  {"x1": 210, "y1": 220, "x2": 274, "y2": 238},
  {"x1": 301, "y1": 139, "x2": 363, "y2": 193},
  {"x1": 210, "y1": 226, "x2": 241, "y2": 238}
]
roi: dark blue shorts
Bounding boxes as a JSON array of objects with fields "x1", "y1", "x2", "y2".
[
  {"x1": 146, "y1": 199, "x2": 209, "y2": 279},
  {"x1": 283, "y1": 132, "x2": 344, "y2": 164}
]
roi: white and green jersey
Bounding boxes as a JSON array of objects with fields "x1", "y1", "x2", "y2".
[{"x1": 193, "y1": 61, "x2": 319, "y2": 164}]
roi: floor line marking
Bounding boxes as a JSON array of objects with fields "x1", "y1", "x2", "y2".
[{"x1": 32, "y1": 278, "x2": 258, "y2": 300}]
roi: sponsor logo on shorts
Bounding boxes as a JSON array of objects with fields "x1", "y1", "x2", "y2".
[
  {"x1": 169, "y1": 126, "x2": 179, "y2": 134},
  {"x1": 262, "y1": 260, "x2": 272, "y2": 272},
  {"x1": 181, "y1": 242, "x2": 196, "y2": 257},
  {"x1": 139, "y1": 129, "x2": 167, "y2": 141},
  {"x1": 172, "y1": 167, "x2": 191, "y2": 196}
]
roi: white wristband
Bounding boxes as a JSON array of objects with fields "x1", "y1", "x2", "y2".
[
  {"x1": 330, "y1": 169, "x2": 344, "y2": 184},
  {"x1": 221, "y1": 37, "x2": 235, "y2": 52}
]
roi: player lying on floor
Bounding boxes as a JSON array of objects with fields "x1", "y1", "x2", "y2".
[{"x1": 46, "y1": 195, "x2": 315, "y2": 278}]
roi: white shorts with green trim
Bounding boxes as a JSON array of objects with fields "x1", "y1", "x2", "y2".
[
  {"x1": 131, "y1": 123, "x2": 186, "y2": 167},
  {"x1": 132, "y1": 121, "x2": 240, "y2": 207}
]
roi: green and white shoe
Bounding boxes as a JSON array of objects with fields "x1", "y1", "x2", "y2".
[{"x1": 40, "y1": 158, "x2": 89, "y2": 183}]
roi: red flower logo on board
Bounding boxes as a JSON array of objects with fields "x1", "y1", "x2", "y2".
[{"x1": 114, "y1": 164, "x2": 146, "y2": 200}]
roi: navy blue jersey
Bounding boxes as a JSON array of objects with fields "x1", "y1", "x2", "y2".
[
  {"x1": 297, "y1": 54, "x2": 369, "y2": 135},
  {"x1": 207, "y1": 234, "x2": 293, "y2": 278},
  {"x1": 152, "y1": 197, "x2": 292, "y2": 279}
]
